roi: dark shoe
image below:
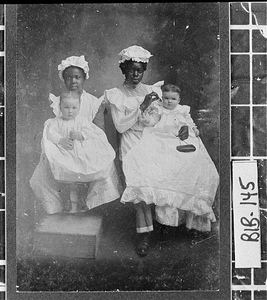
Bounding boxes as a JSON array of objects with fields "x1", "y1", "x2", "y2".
[
  {"x1": 136, "y1": 232, "x2": 150, "y2": 257},
  {"x1": 77, "y1": 198, "x2": 89, "y2": 213},
  {"x1": 78, "y1": 203, "x2": 89, "y2": 213},
  {"x1": 185, "y1": 228, "x2": 210, "y2": 240},
  {"x1": 159, "y1": 224, "x2": 173, "y2": 236}
]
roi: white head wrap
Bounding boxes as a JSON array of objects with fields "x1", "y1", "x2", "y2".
[
  {"x1": 58, "y1": 55, "x2": 90, "y2": 81},
  {"x1": 118, "y1": 45, "x2": 153, "y2": 64}
]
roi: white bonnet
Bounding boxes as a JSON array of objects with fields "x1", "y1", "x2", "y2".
[
  {"x1": 118, "y1": 45, "x2": 153, "y2": 64},
  {"x1": 58, "y1": 55, "x2": 90, "y2": 81}
]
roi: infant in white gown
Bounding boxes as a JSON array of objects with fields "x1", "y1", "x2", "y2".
[
  {"x1": 42, "y1": 91, "x2": 115, "y2": 213},
  {"x1": 121, "y1": 84, "x2": 219, "y2": 231}
]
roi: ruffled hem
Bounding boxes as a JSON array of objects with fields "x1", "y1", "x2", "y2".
[
  {"x1": 30, "y1": 154, "x2": 123, "y2": 214},
  {"x1": 155, "y1": 206, "x2": 215, "y2": 230},
  {"x1": 86, "y1": 162, "x2": 124, "y2": 209},
  {"x1": 121, "y1": 186, "x2": 216, "y2": 221},
  {"x1": 29, "y1": 153, "x2": 63, "y2": 214}
]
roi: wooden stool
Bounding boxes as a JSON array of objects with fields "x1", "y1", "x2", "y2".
[{"x1": 33, "y1": 212, "x2": 103, "y2": 259}]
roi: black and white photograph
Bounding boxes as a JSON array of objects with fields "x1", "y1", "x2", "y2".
[
  {"x1": 14, "y1": 2, "x2": 223, "y2": 294},
  {"x1": 2, "y1": 2, "x2": 266, "y2": 300}
]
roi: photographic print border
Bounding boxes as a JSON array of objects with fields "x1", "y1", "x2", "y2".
[{"x1": 5, "y1": 3, "x2": 231, "y2": 300}]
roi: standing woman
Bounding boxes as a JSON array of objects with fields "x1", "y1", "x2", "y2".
[
  {"x1": 103, "y1": 46, "x2": 188, "y2": 256},
  {"x1": 30, "y1": 55, "x2": 122, "y2": 214}
]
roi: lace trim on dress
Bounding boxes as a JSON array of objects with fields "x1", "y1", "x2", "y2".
[{"x1": 121, "y1": 186, "x2": 217, "y2": 222}]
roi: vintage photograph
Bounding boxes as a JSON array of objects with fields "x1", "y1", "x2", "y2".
[{"x1": 12, "y1": 3, "x2": 227, "y2": 298}]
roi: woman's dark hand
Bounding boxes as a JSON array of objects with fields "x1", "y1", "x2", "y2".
[
  {"x1": 140, "y1": 91, "x2": 159, "y2": 112},
  {"x1": 178, "y1": 125, "x2": 189, "y2": 141}
]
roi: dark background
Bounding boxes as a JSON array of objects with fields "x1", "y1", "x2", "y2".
[
  {"x1": 16, "y1": 3, "x2": 220, "y2": 237},
  {"x1": 14, "y1": 3, "x2": 223, "y2": 295}
]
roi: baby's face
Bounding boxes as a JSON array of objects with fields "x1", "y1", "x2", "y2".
[
  {"x1": 60, "y1": 97, "x2": 80, "y2": 120},
  {"x1": 162, "y1": 91, "x2": 180, "y2": 110}
]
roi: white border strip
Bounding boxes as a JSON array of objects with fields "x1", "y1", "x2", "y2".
[
  {"x1": 0, "y1": 286, "x2": 6, "y2": 292},
  {"x1": 232, "y1": 285, "x2": 267, "y2": 291},
  {"x1": 0, "y1": 260, "x2": 5, "y2": 266}
]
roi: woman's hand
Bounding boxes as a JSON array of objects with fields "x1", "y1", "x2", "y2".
[
  {"x1": 58, "y1": 137, "x2": 74, "y2": 150},
  {"x1": 178, "y1": 125, "x2": 189, "y2": 141},
  {"x1": 140, "y1": 91, "x2": 159, "y2": 112},
  {"x1": 69, "y1": 130, "x2": 83, "y2": 141}
]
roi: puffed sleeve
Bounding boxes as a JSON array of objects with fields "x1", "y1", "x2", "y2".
[
  {"x1": 182, "y1": 105, "x2": 197, "y2": 128},
  {"x1": 104, "y1": 89, "x2": 143, "y2": 133},
  {"x1": 49, "y1": 93, "x2": 61, "y2": 117},
  {"x1": 110, "y1": 103, "x2": 141, "y2": 133},
  {"x1": 151, "y1": 80, "x2": 164, "y2": 98}
]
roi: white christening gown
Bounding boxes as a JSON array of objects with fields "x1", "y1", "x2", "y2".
[{"x1": 121, "y1": 101, "x2": 219, "y2": 230}]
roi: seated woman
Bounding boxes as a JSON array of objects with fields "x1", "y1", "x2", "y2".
[
  {"x1": 43, "y1": 90, "x2": 116, "y2": 213},
  {"x1": 102, "y1": 45, "x2": 189, "y2": 256},
  {"x1": 122, "y1": 83, "x2": 219, "y2": 232},
  {"x1": 30, "y1": 55, "x2": 123, "y2": 214}
]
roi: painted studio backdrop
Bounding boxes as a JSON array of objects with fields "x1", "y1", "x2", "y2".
[{"x1": 16, "y1": 3, "x2": 220, "y2": 292}]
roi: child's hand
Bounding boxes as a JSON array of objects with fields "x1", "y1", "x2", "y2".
[
  {"x1": 58, "y1": 138, "x2": 73, "y2": 150},
  {"x1": 69, "y1": 130, "x2": 83, "y2": 141},
  {"x1": 140, "y1": 92, "x2": 159, "y2": 112}
]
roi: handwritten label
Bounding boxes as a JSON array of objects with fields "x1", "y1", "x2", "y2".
[{"x1": 232, "y1": 160, "x2": 261, "y2": 268}]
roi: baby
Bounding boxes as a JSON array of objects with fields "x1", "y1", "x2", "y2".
[
  {"x1": 43, "y1": 91, "x2": 116, "y2": 213},
  {"x1": 121, "y1": 83, "x2": 219, "y2": 231},
  {"x1": 139, "y1": 83, "x2": 199, "y2": 145}
]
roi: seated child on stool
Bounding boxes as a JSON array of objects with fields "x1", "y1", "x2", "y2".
[{"x1": 42, "y1": 91, "x2": 116, "y2": 213}]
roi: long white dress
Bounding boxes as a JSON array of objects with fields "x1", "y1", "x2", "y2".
[
  {"x1": 121, "y1": 101, "x2": 219, "y2": 230},
  {"x1": 30, "y1": 90, "x2": 123, "y2": 214},
  {"x1": 43, "y1": 114, "x2": 115, "y2": 183}
]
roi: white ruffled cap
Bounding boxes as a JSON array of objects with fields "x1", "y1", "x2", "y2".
[
  {"x1": 118, "y1": 45, "x2": 153, "y2": 64},
  {"x1": 58, "y1": 55, "x2": 90, "y2": 81}
]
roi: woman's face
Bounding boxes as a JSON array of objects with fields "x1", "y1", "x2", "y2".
[
  {"x1": 63, "y1": 67, "x2": 86, "y2": 93},
  {"x1": 124, "y1": 62, "x2": 145, "y2": 86}
]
